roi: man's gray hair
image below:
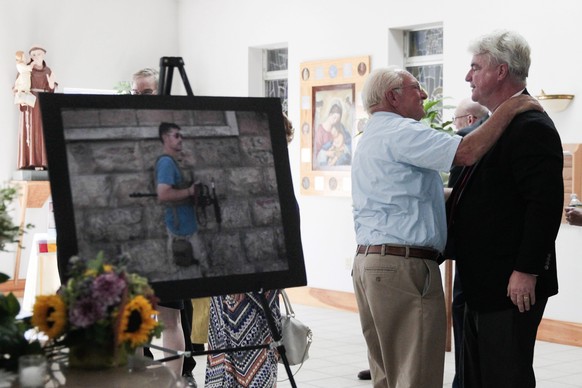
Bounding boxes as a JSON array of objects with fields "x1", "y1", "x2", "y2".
[
  {"x1": 468, "y1": 30, "x2": 530, "y2": 83},
  {"x1": 132, "y1": 67, "x2": 159, "y2": 86},
  {"x1": 362, "y1": 67, "x2": 407, "y2": 115}
]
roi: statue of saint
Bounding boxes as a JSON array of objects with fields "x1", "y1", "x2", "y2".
[{"x1": 14, "y1": 46, "x2": 57, "y2": 170}]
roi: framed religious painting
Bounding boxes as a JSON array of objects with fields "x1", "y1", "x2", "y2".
[{"x1": 299, "y1": 56, "x2": 370, "y2": 196}]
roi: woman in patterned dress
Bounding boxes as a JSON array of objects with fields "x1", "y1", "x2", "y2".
[{"x1": 205, "y1": 114, "x2": 295, "y2": 388}]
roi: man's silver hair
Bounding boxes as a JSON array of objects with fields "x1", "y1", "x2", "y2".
[
  {"x1": 362, "y1": 67, "x2": 408, "y2": 115},
  {"x1": 468, "y1": 30, "x2": 530, "y2": 83}
]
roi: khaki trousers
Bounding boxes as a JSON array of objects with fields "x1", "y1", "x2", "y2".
[
  {"x1": 190, "y1": 297, "x2": 211, "y2": 344},
  {"x1": 352, "y1": 252, "x2": 446, "y2": 388}
]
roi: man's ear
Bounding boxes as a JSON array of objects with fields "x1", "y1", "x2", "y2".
[
  {"x1": 497, "y1": 63, "x2": 509, "y2": 80},
  {"x1": 385, "y1": 89, "x2": 399, "y2": 106}
]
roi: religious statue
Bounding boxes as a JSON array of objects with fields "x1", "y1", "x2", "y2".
[{"x1": 13, "y1": 46, "x2": 57, "y2": 170}]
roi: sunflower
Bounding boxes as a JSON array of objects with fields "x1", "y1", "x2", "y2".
[
  {"x1": 117, "y1": 295, "x2": 159, "y2": 348},
  {"x1": 32, "y1": 295, "x2": 67, "y2": 339}
]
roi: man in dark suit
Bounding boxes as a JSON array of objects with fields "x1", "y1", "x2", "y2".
[
  {"x1": 448, "y1": 98, "x2": 488, "y2": 388},
  {"x1": 447, "y1": 30, "x2": 563, "y2": 388}
]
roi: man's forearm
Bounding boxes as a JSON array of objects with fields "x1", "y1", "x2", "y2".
[{"x1": 157, "y1": 184, "x2": 193, "y2": 202}]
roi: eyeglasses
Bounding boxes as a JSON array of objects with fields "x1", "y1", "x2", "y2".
[
  {"x1": 393, "y1": 82, "x2": 423, "y2": 92},
  {"x1": 452, "y1": 114, "x2": 471, "y2": 121},
  {"x1": 130, "y1": 89, "x2": 155, "y2": 95}
]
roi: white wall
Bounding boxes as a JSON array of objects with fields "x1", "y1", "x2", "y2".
[
  {"x1": 0, "y1": 0, "x2": 180, "y2": 278},
  {"x1": 177, "y1": 0, "x2": 582, "y2": 324},
  {"x1": 0, "y1": 0, "x2": 180, "y2": 182},
  {"x1": 1, "y1": 0, "x2": 581, "y2": 324}
]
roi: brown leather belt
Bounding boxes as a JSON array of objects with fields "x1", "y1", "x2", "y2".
[{"x1": 356, "y1": 244, "x2": 439, "y2": 261}]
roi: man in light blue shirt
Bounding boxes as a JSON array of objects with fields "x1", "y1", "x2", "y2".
[{"x1": 351, "y1": 67, "x2": 541, "y2": 388}]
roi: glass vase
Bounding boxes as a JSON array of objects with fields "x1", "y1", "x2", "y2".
[{"x1": 68, "y1": 343, "x2": 128, "y2": 370}]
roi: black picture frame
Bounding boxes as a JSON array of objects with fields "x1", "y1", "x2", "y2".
[{"x1": 39, "y1": 93, "x2": 306, "y2": 300}]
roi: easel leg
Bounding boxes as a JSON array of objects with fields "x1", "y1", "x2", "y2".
[{"x1": 258, "y1": 289, "x2": 297, "y2": 388}]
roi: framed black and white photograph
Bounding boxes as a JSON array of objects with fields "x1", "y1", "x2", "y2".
[{"x1": 39, "y1": 93, "x2": 306, "y2": 300}]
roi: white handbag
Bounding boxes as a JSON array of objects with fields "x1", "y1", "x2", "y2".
[{"x1": 279, "y1": 289, "x2": 313, "y2": 366}]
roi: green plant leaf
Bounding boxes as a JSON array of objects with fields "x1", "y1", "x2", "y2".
[{"x1": 0, "y1": 292, "x2": 21, "y2": 319}]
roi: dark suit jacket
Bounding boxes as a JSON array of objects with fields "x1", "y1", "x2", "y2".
[
  {"x1": 447, "y1": 93, "x2": 563, "y2": 312},
  {"x1": 448, "y1": 116, "x2": 488, "y2": 188}
]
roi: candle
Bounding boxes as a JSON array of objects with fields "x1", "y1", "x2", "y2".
[
  {"x1": 20, "y1": 366, "x2": 44, "y2": 386},
  {"x1": 19, "y1": 355, "x2": 47, "y2": 388}
]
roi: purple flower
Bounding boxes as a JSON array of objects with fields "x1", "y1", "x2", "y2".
[
  {"x1": 69, "y1": 297, "x2": 106, "y2": 328},
  {"x1": 91, "y1": 272, "x2": 127, "y2": 307}
]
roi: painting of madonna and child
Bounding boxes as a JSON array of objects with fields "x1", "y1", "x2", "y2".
[
  {"x1": 39, "y1": 93, "x2": 305, "y2": 300},
  {"x1": 312, "y1": 84, "x2": 355, "y2": 170}
]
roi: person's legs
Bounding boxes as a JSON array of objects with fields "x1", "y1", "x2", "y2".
[
  {"x1": 190, "y1": 297, "x2": 210, "y2": 351},
  {"x1": 190, "y1": 232, "x2": 208, "y2": 276},
  {"x1": 353, "y1": 253, "x2": 387, "y2": 388},
  {"x1": 353, "y1": 253, "x2": 445, "y2": 388},
  {"x1": 452, "y1": 266, "x2": 465, "y2": 388},
  {"x1": 462, "y1": 300, "x2": 547, "y2": 388},
  {"x1": 158, "y1": 305, "x2": 185, "y2": 376},
  {"x1": 461, "y1": 306, "x2": 481, "y2": 388}
]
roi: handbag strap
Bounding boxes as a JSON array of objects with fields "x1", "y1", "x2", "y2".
[
  {"x1": 280, "y1": 289, "x2": 295, "y2": 317},
  {"x1": 277, "y1": 289, "x2": 313, "y2": 382}
]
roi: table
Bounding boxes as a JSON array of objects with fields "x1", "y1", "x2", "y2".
[{"x1": 9, "y1": 356, "x2": 184, "y2": 387}]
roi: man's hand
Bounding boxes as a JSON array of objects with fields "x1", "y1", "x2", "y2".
[
  {"x1": 565, "y1": 207, "x2": 582, "y2": 226},
  {"x1": 507, "y1": 270, "x2": 537, "y2": 312}
]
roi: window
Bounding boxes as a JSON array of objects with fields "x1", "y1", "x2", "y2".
[
  {"x1": 263, "y1": 48, "x2": 288, "y2": 114},
  {"x1": 404, "y1": 27, "x2": 443, "y2": 102}
]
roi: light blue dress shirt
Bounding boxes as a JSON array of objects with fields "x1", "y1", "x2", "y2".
[{"x1": 352, "y1": 112, "x2": 462, "y2": 252}]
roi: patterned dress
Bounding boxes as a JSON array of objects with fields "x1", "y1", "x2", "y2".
[{"x1": 205, "y1": 290, "x2": 281, "y2": 387}]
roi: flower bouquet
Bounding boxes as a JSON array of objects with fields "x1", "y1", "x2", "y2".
[{"x1": 31, "y1": 252, "x2": 163, "y2": 369}]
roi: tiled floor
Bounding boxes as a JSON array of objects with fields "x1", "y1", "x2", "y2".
[{"x1": 188, "y1": 303, "x2": 582, "y2": 388}]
